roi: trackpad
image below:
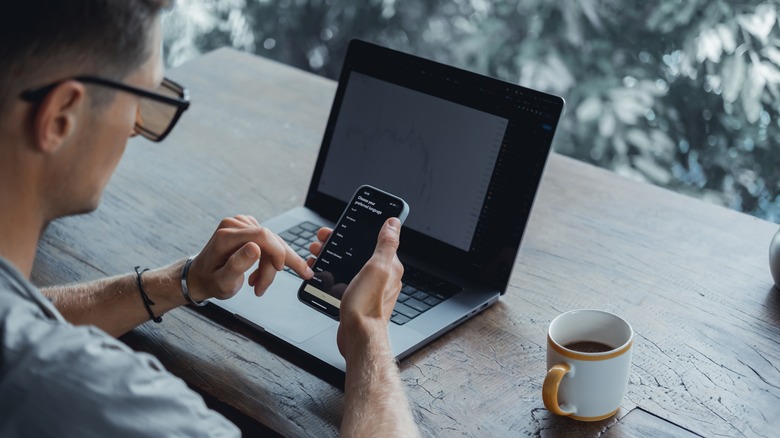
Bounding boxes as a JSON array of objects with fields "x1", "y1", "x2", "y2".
[{"x1": 218, "y1": 273, "x2": 336, "y2": 344}]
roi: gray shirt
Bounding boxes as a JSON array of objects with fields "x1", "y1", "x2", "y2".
[{"x1": 0, "y1": 257, "x2": 240, "y2": 437}]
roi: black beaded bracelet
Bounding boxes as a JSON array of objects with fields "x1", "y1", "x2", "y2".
[{"x1": 134, "y1": 266, "x2": 162, "y2": 323}]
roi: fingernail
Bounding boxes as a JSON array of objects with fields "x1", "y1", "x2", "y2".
[
  {"x1": 244, "y1": 245, "x2": 256, "y2": 257},
  {"x1": 306, "y1": 267, "x2": 315, "y2": 278},
  {"x1": 388, "y1": 217, "x2": 400, "y2": 229}
]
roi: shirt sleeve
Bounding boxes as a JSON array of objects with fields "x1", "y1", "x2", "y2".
[{"x1": 0, "y1": 298, "x2": 240, "y2": 438}]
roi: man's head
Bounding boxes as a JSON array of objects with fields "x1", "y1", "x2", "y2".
[
  {"x1": 0, "y1": 0, "x2": 171, "y2": 221},
  {"x1": 0, "y1": 0, "x2": 171, "y2": 112}
]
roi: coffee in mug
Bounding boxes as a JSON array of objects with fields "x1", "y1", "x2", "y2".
[
  {"x1": 543, "y1": 309, "x2": 634, "y2": 421},
  {"x1": 563, "y1": 341, "x2": 613, "y2": 353}
]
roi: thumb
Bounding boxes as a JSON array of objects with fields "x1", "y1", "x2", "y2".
[
  {"x1": 221, "y1": 242, "x2": 261, "y2": 281},
  {"x1": 372, "y1": 217, "x2": 401, "y2": 260}
]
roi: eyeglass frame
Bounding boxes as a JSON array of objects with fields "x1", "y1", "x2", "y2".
[{"x1": 19, "y1": 75, "x2": 191, "y2": 142}]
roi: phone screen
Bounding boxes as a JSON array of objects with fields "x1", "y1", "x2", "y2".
[{"x1": 298, "y1": 185, "x2": 408, "y2": 319}]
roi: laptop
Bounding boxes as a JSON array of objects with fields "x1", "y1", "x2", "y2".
[{"x1": 211, "y1": 39, "x2": 564, "y2": 373}]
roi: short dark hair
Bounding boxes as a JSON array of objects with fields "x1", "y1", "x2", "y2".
[{"x1": 0, "y1": 0, "x2": 171, "y2": 112}]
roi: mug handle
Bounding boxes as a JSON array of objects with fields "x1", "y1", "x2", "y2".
[{"x1": 543, "y1": 363, "x2": 575, "y2": 416}]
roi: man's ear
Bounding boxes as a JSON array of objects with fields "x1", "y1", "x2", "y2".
[{"x1": 33, "y1": 80, "x2": 87, "y2": 154}]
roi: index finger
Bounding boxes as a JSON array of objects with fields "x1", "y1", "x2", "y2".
[
  {"x1": 253, "y1": 236, "x2": 313, "y2": 296},
  {"x1": 280, "y1": 235, "x2": 314, "y2": 279}
]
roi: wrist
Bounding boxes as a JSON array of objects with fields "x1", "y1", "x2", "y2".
[
  {"x1": 133, "y1": 262, "x2": 190, "y2": 315},
  {"x1": 181, "y1": 255, "x2": 208, "y2": 306},
  {"x1": 340, "y1": 316, "x2": 392, "y2": 365}
]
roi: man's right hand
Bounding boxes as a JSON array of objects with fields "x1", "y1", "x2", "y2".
[
  {"x1": 308, "y1": 217, "x2": 404, "y2": 359},
  {"x1": 310, "y1": 218, "x2": 417, "y2": 437}
]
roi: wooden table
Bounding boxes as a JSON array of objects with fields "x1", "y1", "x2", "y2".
[{"x1": 32, "y1": 48, "x2": 780, "y2": 437}]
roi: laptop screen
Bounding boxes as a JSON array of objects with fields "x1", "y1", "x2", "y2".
[
  {"x1": 318, "y1": 72, "x2": 506, "y2": 252},
  {"x1": 306, "y1": 40, "x2": 563, "y2": 291}
]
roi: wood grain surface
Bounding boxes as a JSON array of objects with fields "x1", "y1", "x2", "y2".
[{"x1": 32, "y1": 48, "x2": 780, "y2": 437}]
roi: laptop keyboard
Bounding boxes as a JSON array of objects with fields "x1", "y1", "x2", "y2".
[
  {"x1": 279, "y1": 221, "x2": 460, "y2": 325},
  {"x1": 391, "y1": 266, "x2": 461, "y2": 325},
  {"x1": 279, "y1": 221, "x2": 320, "y2": 264}
]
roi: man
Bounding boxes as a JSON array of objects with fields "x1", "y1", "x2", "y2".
[{"x1": 0, "y1": 1, "x2": 418, "y2": 436}]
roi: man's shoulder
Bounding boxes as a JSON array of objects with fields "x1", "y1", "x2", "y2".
[
  {"x1": 0, "y1": 257, "x2": 36, "y2": 301},
  {"x1": 1, "y1": 297, "x2": 153, "y2": 378},
  {"x1": 0, "y1": 277, "x2": 239, "y2": 437},
  {"x1": 0, "y1": 291, "x2": 158, "y2": 407},
  {"x1": 0, "y1": 258, "x2": 154, "y2": 405},
  {"x1": 0, "y1": 256, "x2": 61, "y2": 320}
]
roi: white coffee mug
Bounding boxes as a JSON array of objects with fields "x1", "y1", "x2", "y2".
[{"x1": 542, "y1": 309, "x2": 634, "y2": 421}]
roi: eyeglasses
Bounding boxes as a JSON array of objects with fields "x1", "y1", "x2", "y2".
[{"x1": 20, "y1": 76, "x2": 190, "y2": 142}]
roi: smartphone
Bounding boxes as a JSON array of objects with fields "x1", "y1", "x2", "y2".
[{"x1": 298, "y1": 185, "x2": 410, "y2": 320}]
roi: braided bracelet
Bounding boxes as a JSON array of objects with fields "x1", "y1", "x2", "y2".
[
  {"x1": 181, "y1": 256, "x2": 208, "y2": 307},
  {"x1": 134, "y1": 266, "x2": 162, "y2": 323}
]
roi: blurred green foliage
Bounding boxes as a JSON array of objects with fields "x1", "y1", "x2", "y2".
[{"x1": 163, "y1": 0, "x2": 780, "y2": 221}]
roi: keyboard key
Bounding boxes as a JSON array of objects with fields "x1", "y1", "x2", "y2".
[
  {"x1": 405, "y1": 298, "x2": 431, "y2": 313},
  {"x1": 300, "y1": 230, "x2": 315, "y2": 241},
  {"x1": 412, "y1": 290, "x2": 428, "y2": 301},
  {"x1": 397, "y1": 293, "x2": 410, "y2": 303},
  {"x1": 401, "y1": 285, "x2": 416, "y2": 294},
  {"x1": 280, "y1": 231, "x2": 297, "y2": 242},
  {"x1": 423, "y1": 296, "x2": 442, "y2": 306},
  {"x1": 300, "y1": 222, "x2": 319, "y2": 232},
  {"x1": 391, "y1": 314, "x2": 411, "y2": 325},
  {"x1": 294, "y1": 237, "x2": 309, "y2": 248},
  {"x1": 296, "y1": 249, "x2": 309, "y2": 259},
  {"x1": 393, "y1": 302, "x2": 420, "y2": 319},
  {"x1": 289, "y1": 226, "x2": 304, "y2": 235}
]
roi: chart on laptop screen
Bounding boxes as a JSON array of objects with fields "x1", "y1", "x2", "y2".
[{"x1": 318, "y1": 72, "x2": 508, "y2": 252}]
